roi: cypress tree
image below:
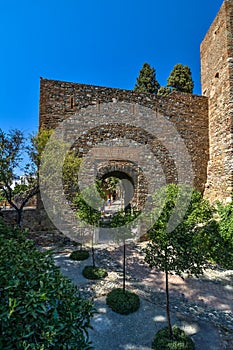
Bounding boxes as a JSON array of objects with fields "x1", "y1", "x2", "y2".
[
  {"x1": 167, "y1": 63, "x2": 194, "y2": 93},
  {"x1": 134, "y1": 62, "x2": 160, "y2": 94}
]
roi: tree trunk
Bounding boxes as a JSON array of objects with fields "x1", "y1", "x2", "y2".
[
  {"x1": 123, "y1": 242, "x2": 126, "y2": 292},
  {"x1": 17, "y1": 209, "x2": 22, "y2": 227},
  {"x1": 92, "y1": 231, "x2": 95, "y2": 268},
  {"x1": 165, "y1": 269, "x2": 173, "y2": 338},
  {"x1": 2, "y1": 184, "x2": 39, "y2": 228},
  {"x1": 92, "y1": 246, "x2": 95, "y2": 268}
]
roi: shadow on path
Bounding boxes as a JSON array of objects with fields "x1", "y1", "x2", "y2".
[{"x1": 53, "y1": 244, "x2": 233, "y2": 350}]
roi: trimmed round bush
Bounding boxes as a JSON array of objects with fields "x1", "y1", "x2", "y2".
[
  {"x1": 70, "y1": 249, "x2": 90, "y2": 261},
  {"x1": 82, "y1": 265, "x2": 108, "y2": 280},
  {"x1": 152, "y1": 326, "x2": 195, "y2": 350},
  {"x1": 106, "y1": 288, "x2": 140, "y2": 315}
]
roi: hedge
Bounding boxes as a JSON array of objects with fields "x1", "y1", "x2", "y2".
[{"x1": 0, "y1": 220, "x2": 95, "y2": 349}]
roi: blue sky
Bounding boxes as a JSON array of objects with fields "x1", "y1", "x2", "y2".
[{"x1": 0, "y1": 0, "x2": 223, "y2": 135}]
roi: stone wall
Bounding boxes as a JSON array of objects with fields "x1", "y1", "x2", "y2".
[
  {"x1": 8, "y1": 0, "x2": 233, "y2": 233},
  {"x1": 39, "y1": 78, "x2": 209, "y2": 195},
  {"x1": 1, "y1": 208, "x2": 56, "y2": 232},
  {"x1": 201, "y1": 0, "x2": 233, "y2": 203}
]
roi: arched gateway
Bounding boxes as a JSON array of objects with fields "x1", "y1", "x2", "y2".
[
  {"x1": 39, "y1": 78, "x2": 209, "y2": 196},
  {"x1": 38, "y1": 78, "x2": 209, "y2": 239}
]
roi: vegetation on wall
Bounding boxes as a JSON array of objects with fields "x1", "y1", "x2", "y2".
[
  {"x1": 37, "y1": 129, "x2": 82, "y2": 210},
  {"x1": 215, "y1": 200, "x2": 233, "y2": 268},
  {"x1": 201, "y1": 200, "x2": 233, "y2": 269}
]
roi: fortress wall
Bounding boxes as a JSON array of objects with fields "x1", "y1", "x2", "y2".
[
  {"x1": 201, "y1": 0, "x2": 233, "y2": 202},
  {"x1": 39, "y1": 78, "x2": 209, "y2": 194}
]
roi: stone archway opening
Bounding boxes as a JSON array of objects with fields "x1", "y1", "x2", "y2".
[
  {"x1": 100, "y1": 170, "x2": 135, "y2": 214},
  {"x1": 96, "y1": 159, "x2": 148, "y2": 214}
]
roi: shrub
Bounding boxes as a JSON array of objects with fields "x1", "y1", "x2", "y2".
[
  {"x1": 106, "y1": 288, "x2": 140, "y2": 315},
  {"x1": 0, "y1": 219, "x2": 94, "y2": 349},
  {"x1": 70, "y1": 249, "x2": 90, "y2": 261},
  {"x1": 82, "y1": 266, "x2": 108, "y2": 280},
  {"x1": 214, "y1": 200, "x2": 233, "y2": 269},
  {"x1": 152, "y1": 326, "x2": 195, "y2": 350},
  {"x1": 200, "y1": 201, "x2": 233, "y2": 269}
]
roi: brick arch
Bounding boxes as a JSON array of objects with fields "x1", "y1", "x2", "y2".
[
  {"x1": 40, "y1": 79, "x2": 209, "y2": 195},
  {"x1": 96, "y1": 160, "x2": 148, "y2": 210},
  {"x1": 72, "y1": 123, "x2": 178, "y2": 185}
]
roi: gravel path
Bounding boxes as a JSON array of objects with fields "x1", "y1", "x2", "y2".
[
  {"x1": 30, "y1": 230, "x2": 233, "y2": 349},
  {"x1": 46, "y1": 237, "x2": 233, "y2": 350}
]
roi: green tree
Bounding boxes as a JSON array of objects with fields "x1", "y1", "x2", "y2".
[
  {"x1": 106, "y1": 209, "x2": 140, "y2": 315},
  {"x1": 73, "y1": 184, "x2": 109, "y2": 280},
  {"x1": 134, "y1": 62, "x2": 160, "y2": 94},
  {"x1": 73, "y1": 184, "x2": 102, "y2": 267},
  {"x1": 0, "y1": 128, "x2": 74, "y2": 226},
  {"x1": 143, "y1": 184, "x2": 213, "y2": 339},
  {"x1": 37, "y1": 129, "x2": 83, "y2": 222},
  {"x1": 29, "y1": 129, "x2": 54, "y2": 169},
  {"x1": 110, "y1": 209, "x2": 139, "y2": 292},
  {"x1": 12, "y1": 183, "x2": 28, "y2": 195},
  {"x1": 157, "y1": 86, "x2": 171, "y2": 96},
  {"x1": 62, "y1": 150, "x2": 82, "y2": 202},
  {"x1": 167, "y1": 63, "x2": 194, "y2": 93},
  {"x1": 0, "y1": 129, "x2": 39, "y2": 226},
  {"x1": 102, "y1": 176, "x2": 119, "y2": 196}
]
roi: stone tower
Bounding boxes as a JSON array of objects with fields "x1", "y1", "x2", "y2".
[{"x1": 201, "y1": 0, "x2": 233, "y2": 203}]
